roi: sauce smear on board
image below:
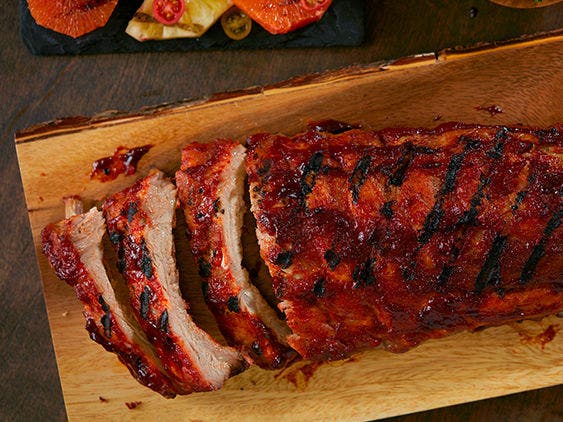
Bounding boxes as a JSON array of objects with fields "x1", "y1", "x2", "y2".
[{"x1": 91, "y1": 145, "x2": 153, "y2": 182}]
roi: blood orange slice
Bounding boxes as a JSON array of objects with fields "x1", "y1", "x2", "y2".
[
  {"x1": 27, "y1": 0, "x2": 119, "y2": 38},
  {"x1": 232, "y1": 0, "x2": 332, "y2": 34}
]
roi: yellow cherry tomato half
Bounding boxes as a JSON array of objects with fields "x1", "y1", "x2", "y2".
[{"x1": 221, "y1": 7, "x2": 252, "y2": 40}]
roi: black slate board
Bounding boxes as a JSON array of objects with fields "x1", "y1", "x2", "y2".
[{"x1": 20, "y1": 0, "x2": 365, "y2": 56}]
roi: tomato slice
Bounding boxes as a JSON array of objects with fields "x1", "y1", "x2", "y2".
[
  {"x1": 232, "y1": 0, "x2": 332, "y2": 35},
  {"x1": 221, "y1": 7, "x2": 252, "y2": 40},
  {"x1": 152, "y1": 0, "x2": 186, "y2": 25}
]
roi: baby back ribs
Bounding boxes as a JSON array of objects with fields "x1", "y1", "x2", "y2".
[
  {"x1": 247, "y1": 122, "x2": 563, "y2": 360},
  {"x1": 102, "y1": 170, "x2": 247, "y2": 393},
  {"x1": 176, "y1": 140, "x2": 295, "y2": 369},
  {"x1": 41, "y1": 198, "x2": 178, "y2": 397}
]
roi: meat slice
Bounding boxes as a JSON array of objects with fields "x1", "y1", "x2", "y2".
[
  {"x1": 102, "y1": 170, "x2": 247, "y2": 393},
  {"x1": 246, "y1": 122, "x2": 563, "y2": 360},
  {"x1": 41, "y1": 197, "x2": 177, "y2": 398},
  {"x1": 176, "y1": 140, "x2": 295, "y2": 369}
]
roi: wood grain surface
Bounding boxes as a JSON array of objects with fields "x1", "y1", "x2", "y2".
[
  {"x1": 15, "y1": 35, "x2": 563, "y2": 422},
  {"x1": 490, "y1": 0, "x2": 563, "y2": 8},
  {"x1": 2, "y1": 1, "x2": 563, "y2": 421}
]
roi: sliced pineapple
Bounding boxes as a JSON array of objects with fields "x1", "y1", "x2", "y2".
[{"x1": 126, "y1": 0, "x2": 232, "y2": 41}]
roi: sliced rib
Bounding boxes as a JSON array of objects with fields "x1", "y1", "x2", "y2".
[
  {"x1": 246, "y1": 122, "x2": 563, "y2": 360},
  {"x1": 41, "y1": 197, "x2": 177, "y2": 398},
  {"x1": 102, "y1": 169, "x2": 247, "y2": 393},
  {"x1": 176, "y1": 140, "x2": 295, "y2": 369}
]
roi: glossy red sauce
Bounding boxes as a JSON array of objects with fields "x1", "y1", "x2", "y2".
[
  {"x1": 276, "y1": 361, "x2": 324, "y2": 388},
  {"x1": 41, "y1": 219, "x2": 177, "y2": 398},
  {"x1": 102, "y1": 174, "x2": 237, "y2": 394},
  {"x1": 247, "y1": 122, "x2": 563, "y2": 359},
  {"x1": 176, "y1": 140, "x2": 296, "y2": 369},
  {"x1": 90, "y1": 145, "x2": 153, "y2": 182},
  {"x1": 125, "y1": 401, "x2": 142, "y2": 409},
  {"x1": 518, "y1": 324, "x2": 560, "y2": 349}
]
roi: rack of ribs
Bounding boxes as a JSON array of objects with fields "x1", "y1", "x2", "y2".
[
  {"x1": 176, "y1": 140, "x2": 295, "y2": 369},
  {"x1": 41, "y1": 197, "x2": 178, "y2": 397},
  {"x1": 247, "y1": 122, "x2": 563, "y2": 360},
  {"x1": 102, "y1": 169, "x2": 247, "y2": 393}
]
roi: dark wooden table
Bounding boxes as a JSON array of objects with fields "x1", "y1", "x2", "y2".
[{"x1": 1, "y1": 1, "x2": 562, "y2": 421}]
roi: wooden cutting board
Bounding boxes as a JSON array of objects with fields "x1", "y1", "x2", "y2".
[{"x1": 16, "y1": 32, "x2": 563, "y2": 421}]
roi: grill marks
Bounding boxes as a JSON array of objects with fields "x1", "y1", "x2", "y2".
[
  {"x1": 98, "y1": 295, "x2": 112, "y2": 338},
  {"x1": 519, "y1": 206, "x2": 563, "y2": 284},
  {"x1": 349, "y1": 156, "x2": 371, "y2": 204},
  {"x1": 418, "y1": 138, "x2": 477, "y2": 247},
  {"x1": 416, "y1": 130, "x2": 512, "y2": 288},
  {"x1": 436, "y1": 130, "x2": 511, "y2": 288},
  {"x1": 324, "y1": 249, "x2": 341, "y2": 270},
  {"x1": 300, "y1": 151, "x2": 324, "y2": 207},
  {"x1": 247, "y1": 123, "x2": 563, "y2": 361},
  {"x1": 178, "y1": 140, "x2": 294, "y2": 370},
  {"x1": 275, "y1": 251, "x2": 293, "y2": 269},
  {"x1": 380, "y1": 201, "x2": 394, "y2": 219},
  {"x1": 436, "y1": 173, "x2": 491, "y2": 290},
  {"x1": 352, "y1": 258, "x2": 377, "y2": 288},
  {"x1": 402, "y1": 137, "x2": 479, "y2": 282},
  {"x1": 103, "y1": 170, "x2": 247, "y2": 394},
  {"x1": 388, "y1": 143, "x2": 415, "y2": 187},
  {"x1": 41, "y1": 207, "x2": 178, "y2": 398},
  {"x1": 140, "y1": 241, "x2": 153, "y2": 279},
  {"x1": 313, "y1": 278, "x2": 326, "y2": 297},
  {"x1": 437, "y1": 128, "x2": 560, "y2": 294},
  {"x1": 486, "y1": 128, "x2": 507, "y2": 159},
  {"x1": 468, "y1": 169, "x2": 538, "y2": 293},
  {"x1": 387, "y1": 144, "x2": 437, "y2": 187},
  {"x1": 457, "y1": 175, "x2": 490, "y2": 226},
  {"x1": 139, "y1": 286, "x2": 151, "y2": 320},
  {"x1": 511, "y1": 190, "x2": 527, "y2": 213},
  {"x1": 159, "y1": 309, "x2": 169, "y2": 333},
  {"x1": 474, "y1": 235, "x2": 508, "y2": 293}
]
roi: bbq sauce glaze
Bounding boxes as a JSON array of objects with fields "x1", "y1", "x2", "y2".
[{"x1": 247, "y1": 122, "x2": 563, "y2": 360}]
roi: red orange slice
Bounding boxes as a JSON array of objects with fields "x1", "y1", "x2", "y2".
[
  {"x1": 28, "y1": 0, "x2": 119, "y2": 38},
  {"x1": 232, "y1": 0, "x2": 332, "y2": 34}
]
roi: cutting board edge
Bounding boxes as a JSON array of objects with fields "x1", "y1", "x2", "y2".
[{"x1": 14, "y1": 28, "x2": 563, "y2": 145}]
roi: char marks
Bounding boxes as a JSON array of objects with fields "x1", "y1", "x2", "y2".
[
  {"x1": 103, "y1": 169, "x2": 246, "y2": 394},
  {"x1": 177, "y1": 140, "x2": 295, "y2": 370},
  {"x1": 485, "y1": 128, "x2": 507, "y2": 159},
  {"x1": 352, "y1": 258, "x2": 376, "y2": 288},
  {"x1": 41, "y1": 207, "x2": 178, "y2": 397},
  {"x1": 418, "y1": 139, "x2": 476, "y2": 246},
  {"x1": 324, "y1": 249, "x2": 341, "y2": 270},
  {"x1": 300, "y1": 151, "x2": 324, "y2": 207},
  {"x1": 474, "y1": 235, "x2": 508, "y2": 293},
  {"x1": 458, "y1": 175, "x2": 490, "y2": 226},
  {"x1": 139, "y1": 286, "x2": 150, "y2": 320},
  {"x1": 511, "y1": 191, "x2": 528, "y2": 213},
  {"x1": 388, "y1": 143, "x2": 414, "y2": 187},
  {"x1": 349, "y1": 155, "x2": 371, "y2": 204},
  {"x1": 98, "y1": 295, "x2": 112, "y2": 338},
  {"x1": 520, "y1": 207, "x2": 563, "y2": 284},
  {"x1": 247, "y1": 122, "x2": 563, "y2": 360}
]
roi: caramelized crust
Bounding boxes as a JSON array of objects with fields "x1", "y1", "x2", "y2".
[
  {"x1": 176, "y1": 140, "x2": 295, "y2": 369},
  {"x1": 41, "y1": 207, "x2": 177, "y2": 397},
  {"x1": 103, "y1": 170, "x2": 247, "y2": 393},
  {"x1": 247, "y1": 122, "x2": 563, "y2": 360}
]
